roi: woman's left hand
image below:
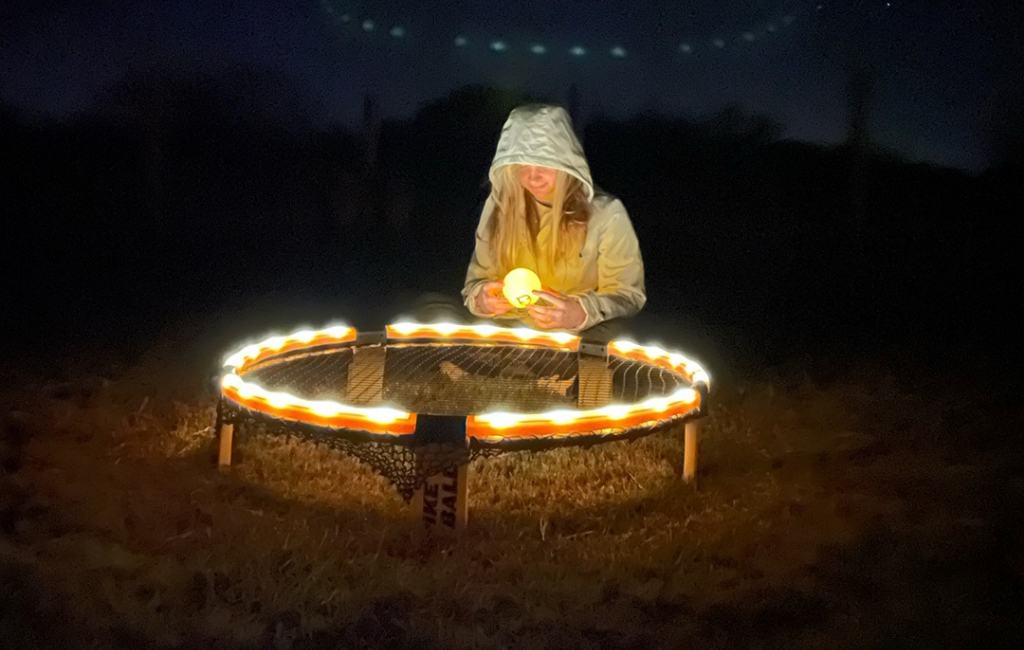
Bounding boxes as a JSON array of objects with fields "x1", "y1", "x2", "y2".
[{"x1": 528, "y1": 289, "x2": 586, "y2": 330}]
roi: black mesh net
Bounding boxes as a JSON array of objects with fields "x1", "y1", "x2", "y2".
[
  {"x1": 222, "y1": 406, "x2": 471, "y2": 501},
  {"x1": 220, "y1": 340, "x2": 702, "y2": 501}
]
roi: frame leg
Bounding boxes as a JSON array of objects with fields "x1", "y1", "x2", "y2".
[
  {"x1": 577, "y1": 354, "x2": 613, "y2": 409},
  {"x1": 217, "y1": 420, "x2": 235, "y2": 469},
  {"x1": 683, "y1": 419, "x2": 701, "y2": 484},
  {"x1": 411, "y1": 461, "x2": 469, "y2": 534}
]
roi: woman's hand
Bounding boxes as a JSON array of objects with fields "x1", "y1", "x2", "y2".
[
  {"x1": 474, "y1": 281, "x2": 513, "y2": 316},
  {"x1": 528, "y1": 289, "x2": 586, "y2": 330}
]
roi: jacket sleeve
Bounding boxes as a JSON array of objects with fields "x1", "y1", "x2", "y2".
[
  {"x1": 462, "y1": 197, "x2": 499, "y2": 316},
  {"x1": 572, "y1": 200, "x2": 647, "y2": 331}
]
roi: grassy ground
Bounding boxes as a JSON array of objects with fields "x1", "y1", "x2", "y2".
[{"x1": 1, "y1": 318, "x2": 1022, "y2": 649}]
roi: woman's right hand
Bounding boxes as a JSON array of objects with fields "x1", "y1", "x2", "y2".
[{"x1": 474, "y1": 281, "x2": 512, "y2": 316}]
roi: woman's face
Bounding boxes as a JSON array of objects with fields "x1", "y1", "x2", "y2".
[{"x1": 518, "y1": 165, "x2": 558, "y2": 201}]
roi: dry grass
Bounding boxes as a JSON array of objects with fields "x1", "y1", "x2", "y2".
[{"x1": 1, "y1": 327, "x2": 1022, "y2": 649}]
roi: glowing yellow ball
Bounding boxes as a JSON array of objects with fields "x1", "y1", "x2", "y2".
[{"x1": 502, "y1": 268, "x2": 542, "y2": 308}]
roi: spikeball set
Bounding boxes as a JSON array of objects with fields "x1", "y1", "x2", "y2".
[{"x1": 215, "y1": 316, "x2": 710, "y2": 533}]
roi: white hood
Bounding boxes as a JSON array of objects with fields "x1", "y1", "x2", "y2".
[{"x1": 488, "y1": 104, "x2": 594, "y2": 201}]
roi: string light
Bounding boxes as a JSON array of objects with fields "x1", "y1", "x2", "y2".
[{"x1": 322, "y1": 1, "x2": 806, "y2": 60}]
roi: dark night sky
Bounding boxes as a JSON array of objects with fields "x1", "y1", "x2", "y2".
[{"x1": 1, "y1": 0, "x2": 1021, "y2": 172}]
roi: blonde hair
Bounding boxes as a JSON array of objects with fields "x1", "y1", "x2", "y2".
[{"x1": 488, "y1": 165, "x2": 591, "y2": 276}]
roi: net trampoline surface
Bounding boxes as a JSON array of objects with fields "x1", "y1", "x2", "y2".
[{"x1": 215, "y1": 323, "x2": 710, "y2": 516}]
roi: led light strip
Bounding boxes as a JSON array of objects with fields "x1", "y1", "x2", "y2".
[
  {"x1": 223, "y1": 326, "x2": 357, "y2": 372},
  {"x1": 467, "y1": 387, "x2": 700, "y2": 441},
  {"x1": 608, "y1": 341, "x2": 711, "y2": 388},
  {"x1": 386, "y1": 322, "x2": 580, "y2": 349},
  {"x1": 321, "y1": 0, "x2": 801, "y2": 58},
  {"x1": 220, "y1": 325, "x2": 416, "y2": 435},
  {"x1": 220, "y1": 373, "x2": 417, "y2": 434},
  {"x1": 218, "y1": 323, "x2": 710, "y2": 440}
]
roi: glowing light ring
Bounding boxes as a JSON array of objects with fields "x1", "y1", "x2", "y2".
[
  {"x1": 607, "y1": 341, "x2": 712, "y2": 388},
  {"x1": 467, "y1": 387, "x2": 700, "y2": 441},
  {"x1": 220, "y1": 373, "x2": 417, "y2": 435},
  {"x1": 218, "y1": 323, "x2": 710, "y2": 443},
  {"x1": 385, "y1": 322, "x2": 580, "y2": 350},
  {"x1": 220, "y1": 326, "x2": 416, "y2": 436},
  {"x1": 382, "y1": 323, "x2": 709, "y2": 443},
  {"x1": 223, "y1": 326, "x2": 357, "y2": 371}
]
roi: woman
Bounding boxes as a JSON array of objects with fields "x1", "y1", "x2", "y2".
[{"x1": 462, "y1": 103, "x2": 646, "y2": 341}]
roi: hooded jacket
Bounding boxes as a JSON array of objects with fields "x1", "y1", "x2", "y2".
[{"x1": 462, "y1": 104, "x2": 646, "y2": 332}]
